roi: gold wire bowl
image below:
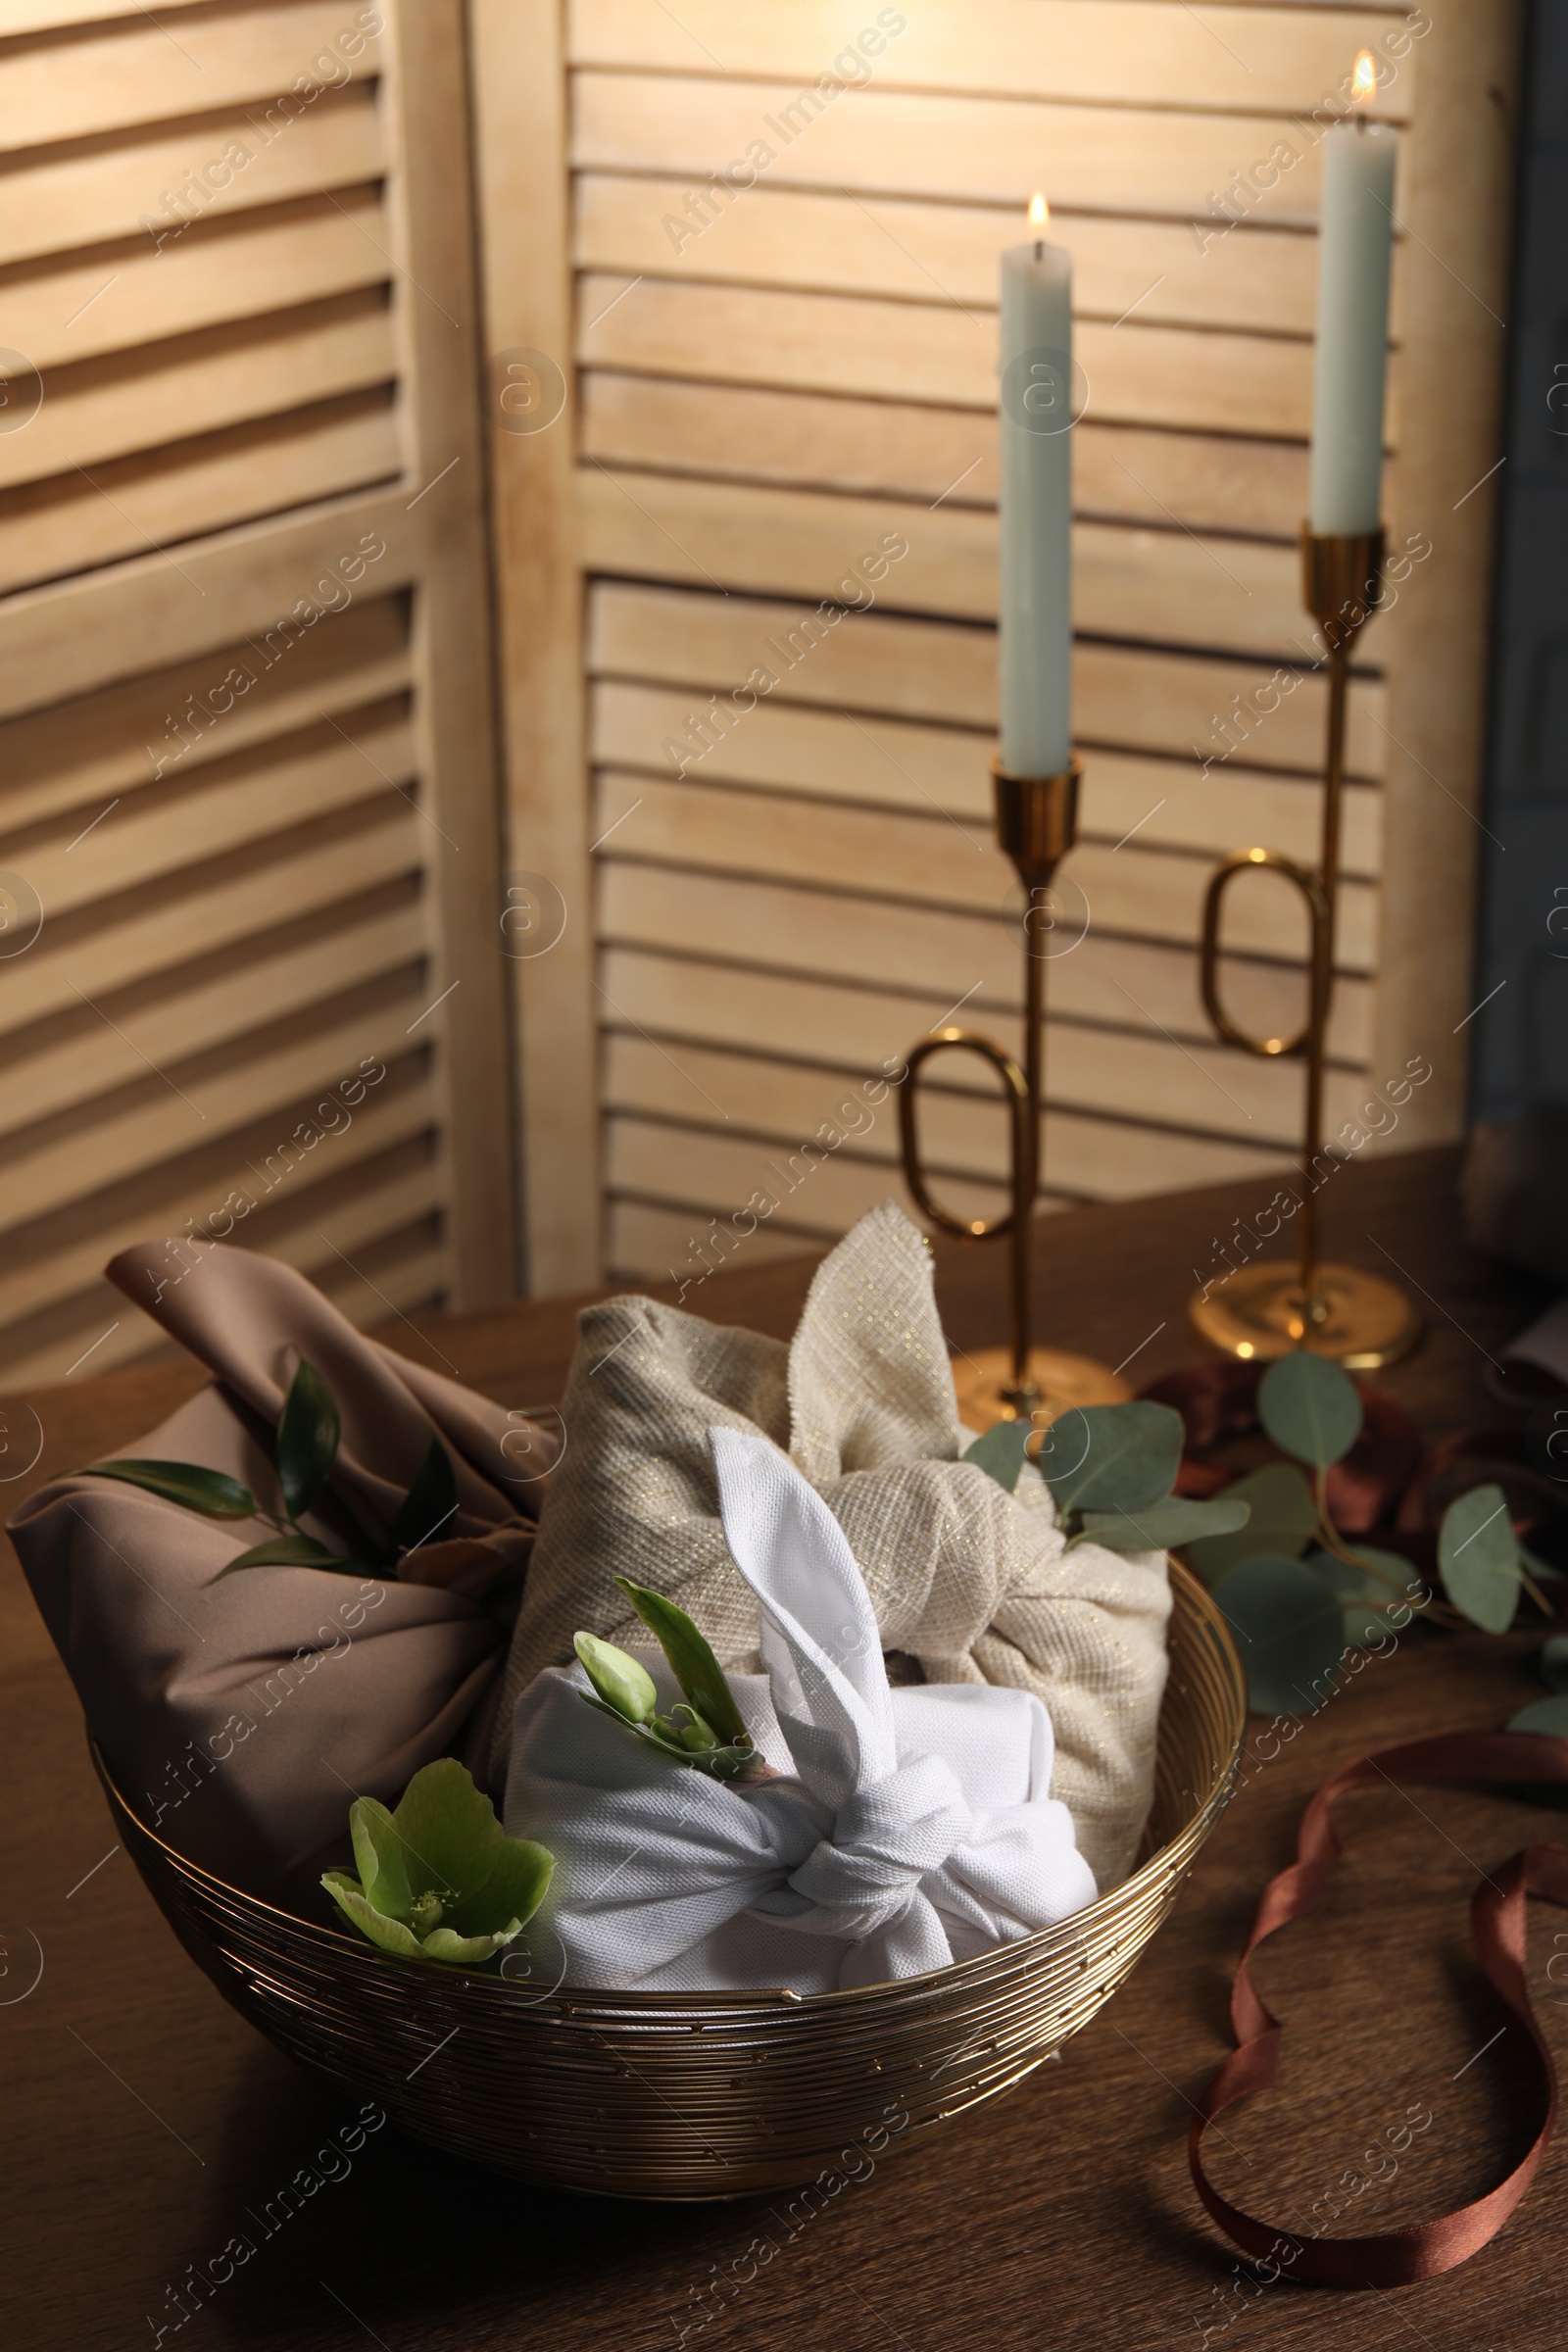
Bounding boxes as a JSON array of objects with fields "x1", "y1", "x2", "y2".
[{"x1": 95, "y1": 1562, "x2": 1244, "y2": 2201}]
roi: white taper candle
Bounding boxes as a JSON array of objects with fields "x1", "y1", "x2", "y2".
[
  {"x1": 999, "y1": 195, "x2": 1073, "y2": 776},
  {"x1": 1308, "y1": 55, "x2": 1397, "y2": 535}
]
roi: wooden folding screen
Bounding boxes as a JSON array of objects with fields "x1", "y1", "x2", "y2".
[
  {"x1": 479, "y1": 0, "x2": 1515, "y2": 1294},
  {"x1": 0, "y1": 0, "x2": 513, "y2": 1385}
]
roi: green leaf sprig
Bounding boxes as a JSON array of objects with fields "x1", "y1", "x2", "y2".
[
  {"x1": 1182, "y1": 1349, "x2": 1552, "y2": 1718},
  {"x1": 573, "y1": 1576, "x2": 775, "y2": 1783},
  {"x1": 963, "y1": 1399, "x2": 1251, "y2": 1557},
  {"x1": 321, "y1": 1758, "x2": 553, "y2": 1966},
  {"x1": 77, "y1": 1354, "x2": 460, "y2": 1584}
]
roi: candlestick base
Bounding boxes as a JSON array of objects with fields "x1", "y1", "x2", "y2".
[
  {"x1": 1188, "y1": 1259, "x2": 1420, "y2": 1370},
  {"x1": 952, "y1": 1345, "x2": 1132, "y2": 1436}
]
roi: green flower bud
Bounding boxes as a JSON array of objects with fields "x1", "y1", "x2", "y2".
[{"x1": 574, "y1": 1631, "x2": 658, "y2": 1725}]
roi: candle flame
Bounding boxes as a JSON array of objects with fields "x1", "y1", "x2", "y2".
[
  {"x1": 1027, "y1": 191, "x2": 1049, "y2": 231},
  {"x1": 1350, "y1": 48, "x2": 1377, "y2": 105}
]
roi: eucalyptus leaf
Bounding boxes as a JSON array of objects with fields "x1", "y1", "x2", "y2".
[
  {"x1": 1037, "y1": 1400, "x2": 1184, "y2": 1517},
  {"x1": 1257, "y1": 1351, "x2": 1363, "y2": 1471},
  {"x1": 1186, "y1": 1463, "x2": 1318, "y2": 1586},
  {"x1": 213, "y1": 1533, "x2": 368, "y2": 1579},
  {"x1": 1213, "y1": 1552, "x2": 1347, "y2": 1717},
  {"x1": 1309, "y1": 1544, "x2": 1414, "y2": 1647},
  {"x1": 1506, "y1": 1694, "x2": 1568, "y2": 1740},
  {"x1": 1072, "y1": 1495, "x2": 1251, "y2": 1556},
  {"x1": 1438, "y1": 1482, "x2": 1520, "y2": 1635},
  {"x1": 614, "y1": 1575, "x2": 750, "y2": 1743},
  {"x1": 1539, "y1": 1635, "x2": 1568, "y2": 1694},
  {"x1": 962, "y1": 1419, "x2": 1033, "y2": 1494},
  {"x1": 76, "y1": 1458, "x2": 257, "y2": 1518},
  {"x1": 277, "y1": 1355, "x2": 340, "y2": 1521},
  {"x1": 392, "y1": 1434, "x2": 459, "y2": 1555}
]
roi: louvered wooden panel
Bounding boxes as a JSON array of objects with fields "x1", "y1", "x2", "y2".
[
  {"x1": 597, "y1": 867, "x2": 1372, "y2": 1069},
  {"x1": 583, "y1": 376, "x2": 1309, "y2": 543},
  {"x1": 472, "y1": 0, "x2": 1515, "y2": 1287},
  {"x1": 590, "y1": 684, "x2": 1382, "y2": 872},
  {"x1": 566, "y1": 1, "x2": 1408, "y2": 107},
  {"x1": 0, "y1": 0, "x2": 514, "y2": 1383},
  {"x1": 588, "y1": 583, "x2": 1390, "y2": 773}
]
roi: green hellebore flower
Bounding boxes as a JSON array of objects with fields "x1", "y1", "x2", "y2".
[{"x1": 321, "y1": 1757, "x2": 554, "y2": 1966}]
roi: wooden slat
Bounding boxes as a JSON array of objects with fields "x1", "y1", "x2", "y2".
[
  {"x1": 0, "y1": 289, "x2": 395, "y2": 494},
  {"x1": 2, "y1": 1126, "x2": 444, "y2": 1386},
  {"x1": 566, "y1": 1, "x2": 1411, "y2": 115},
  {"x1": 589, "y1": 681, "x2": 1383, "y2": 866},
  {"x1": 594, "y1": 768, "x2": 1376, "y2": 966},
  {"x1": 571, "y1": 74, "x2": 1336, "y2": 224},
  {"x1": 0, "y1": 1086, "x2": 437, "y2": 1336},
  {"x1": 0, "y1": 986, "x2": 426, "y2": 1230},
  {"x1": 573, "y1": 174, "x2": 1324, "y2": 337},
  {"x1": 0, "y1": 898, "x2": 423, "y2": 1139},
  {"x1": 0, "y1": 86, "x2": 383, "y2": 268},
  {"x1": 607, "y1": 1112, "x2": 993, "y2": 1239},
  {"x1": 0, "y1": 4, "x2": 384, "y2": 151},
  {"x1": 601, "y1": 943, "x2": 1371, "y2": 1099},
  {"x1": 587, "y1": 581, "x2": 1389, "y2": 777},
  {"x1": 578, "y1": 273, "x2": 1319, "y2": 443},
  {"x1": 580, "y1": 469, "x2": 1364, "y2": 662},
  {"x1": 0, "y1": 592, "x2": 409, "y2": 830},
  {"x1": 581, "y1": 374, "x2": 1309, "y2": 544},
  {"x1": 0, "y1": 486, "x2": 411, "y2": 721},
  {"x1": 601, "y1": 995, "x2": 1368, "y2": 1152},
  {"x1": 598, "y1": 862, "x2": 1373, "y2": 1061},
  {"x1": 9, "y1": 0, "x2": 208, "y2": 30},
  {"x1": 0, "y1": 393, "x2": 401, "y2": 597},
  {"x1": 608, "y1": 1199, "x2": 820, "y2": 1284},
  {"x1": 1, "y1": 799, "x2": 419, "y2": 1028},
  {"x1": 9, "y1": 188, "x2": 388, "y2": 374},
  {"x1": 11, "y1": 707, "x2": 412, "y2": 927},
  {"x1": 607, "y1": 1099, "x2": 1286, "y2": 1231}
]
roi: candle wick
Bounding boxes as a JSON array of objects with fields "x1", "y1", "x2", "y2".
[{"x1": 1034, "y1": 239, "x2": 1044, "y2": 261}]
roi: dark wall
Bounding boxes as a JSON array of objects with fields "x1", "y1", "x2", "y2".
[{"x1": 1471, "y1": 0, "x2": 1568, "y2": 1120}]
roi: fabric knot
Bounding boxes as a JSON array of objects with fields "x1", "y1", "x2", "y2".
[{"x1": 772, "y1": 1752, "x2": 972, "y2": 1943}]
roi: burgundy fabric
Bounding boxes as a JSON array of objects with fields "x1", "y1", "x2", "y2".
[{"x1": 1190, "y1": 1731, "x2": 1568, "y2": 2285}]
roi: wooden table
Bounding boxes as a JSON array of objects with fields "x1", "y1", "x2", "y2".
[{"x1": 4, "y1": 1144, "x2": 1566, "y2": 2352}]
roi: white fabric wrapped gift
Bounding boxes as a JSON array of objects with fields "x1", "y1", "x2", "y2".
[{"x1": 503, "y1": 1428, "x2": 1098, "y2": 1993}]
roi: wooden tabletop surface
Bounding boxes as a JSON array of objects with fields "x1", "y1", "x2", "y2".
[{"x1": 4, "y1": 1143, "x2": 1567, "y2": 2352}]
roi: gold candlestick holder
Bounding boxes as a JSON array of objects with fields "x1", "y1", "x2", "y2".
[
  {"x1": 899, "y1": 757, "x2": 1131, "y2": 1432},
  {"x1": 1189, "y1": 525, "x2": 1420, "y2": 1368}
]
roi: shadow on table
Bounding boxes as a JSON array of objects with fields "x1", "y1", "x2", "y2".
[{"x1": 198, "y1": 2038, "x2": 854, "y2": 2349}]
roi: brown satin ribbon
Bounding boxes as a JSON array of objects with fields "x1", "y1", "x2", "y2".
[{"x1": 1190, "y1": 1730, "x2": 1568, "y2": 2286}]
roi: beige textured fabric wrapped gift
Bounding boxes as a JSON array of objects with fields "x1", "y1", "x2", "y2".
[{"x1": 496, "y1": 1202, "x2": 1170, "y2": 1885}]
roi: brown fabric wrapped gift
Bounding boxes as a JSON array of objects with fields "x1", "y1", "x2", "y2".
[{"x1": 8, "y1": 1242, "x2": 557, "y2": 1914}]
